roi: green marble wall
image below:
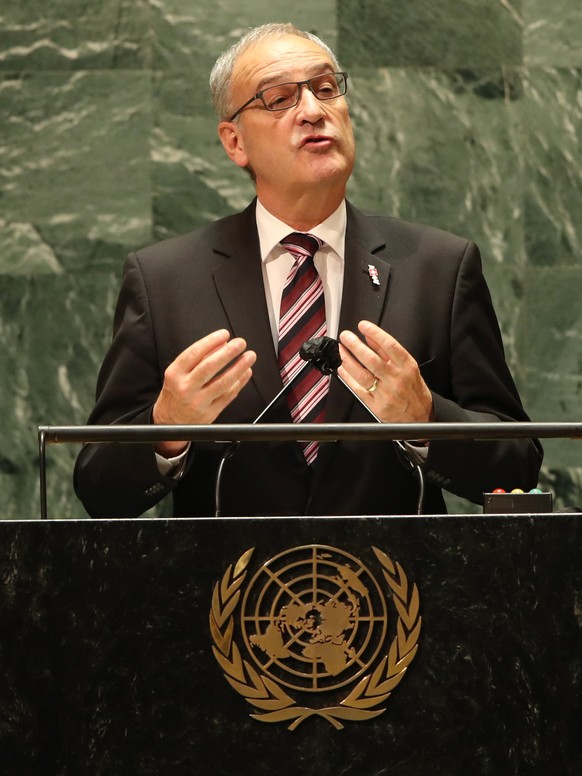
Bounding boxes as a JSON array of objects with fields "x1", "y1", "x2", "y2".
[{"x1": 0, "y1": 1, "x2": 580, "y2": 518}]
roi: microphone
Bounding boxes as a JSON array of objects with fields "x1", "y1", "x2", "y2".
[
  {"x1": 298, "y1": 336, "x2": 342, "y2": 374},
  {"x1": 299, "y1": 336, "x2": 426, "y2": 515}
]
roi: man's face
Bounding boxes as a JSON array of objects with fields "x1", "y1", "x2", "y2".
[{"x1": 219, "y1": 35, "x2": 355, "y2": 206}]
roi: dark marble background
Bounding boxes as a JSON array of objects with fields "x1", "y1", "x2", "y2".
[{"x1": 0, "y1": 1, "x2": 581, "y2": 518}]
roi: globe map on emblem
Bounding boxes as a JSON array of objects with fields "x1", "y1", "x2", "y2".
[{"x1": 240, "y1": 545, "x2": 389, "y2": 692}]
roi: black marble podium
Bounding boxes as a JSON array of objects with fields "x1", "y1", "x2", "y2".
[{"x1": 0, "y1": 515, "x2": 580, "y2": 775}]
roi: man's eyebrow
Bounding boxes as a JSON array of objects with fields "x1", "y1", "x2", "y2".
[{"x1": 255, "y1": 63, "x2": 336, "y2": 92}]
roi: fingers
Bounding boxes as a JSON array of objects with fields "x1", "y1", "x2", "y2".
[
  {"x1": 207, "y1": 348, "x2": 256, "y2": 412},
  {"x1": 336, "y1": 342, "x2": 377, "y2": 402},
  {"x1": 357, "y1": 320, "x2": 406, "y2": 365},
  {"x1": 168, "y1": 330, "x2": 255, "y2": 396},
  {"x1": 338, "y1": 321, "x2": 432, "y2": 423},
  {"x1": 153, "y1": 330, "x2": 257, "y2": 440},
  {"x1": 198, "y1": 339, "x2": 252, "y2": 391},
  {"x1": 172, "y1": 329, "x2": 242, "y2": 380},
  {"x1": 338, "y1": 321, "x2": 396, "y2": 386}
]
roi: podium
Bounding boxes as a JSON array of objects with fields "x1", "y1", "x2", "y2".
[{"x1": 1, "y1": 513, "x2": 580, "y2": 775}]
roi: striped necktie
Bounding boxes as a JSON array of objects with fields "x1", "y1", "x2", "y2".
[{"x1": 278, "y1": 232, "x2": 329, "y2": 465}]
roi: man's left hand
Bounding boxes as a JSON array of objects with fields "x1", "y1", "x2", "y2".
[{"x1": 338, "y1": 320, "x2": 434, "y2": 423}]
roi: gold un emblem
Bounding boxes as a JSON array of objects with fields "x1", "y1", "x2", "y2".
[{"x1": 210, "y1": 545, "x2": 422, "y2": 730}]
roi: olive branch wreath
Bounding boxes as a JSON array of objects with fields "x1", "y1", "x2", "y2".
[{"x1": 209, "y1": 546, "x2": 421, "y2": 730}]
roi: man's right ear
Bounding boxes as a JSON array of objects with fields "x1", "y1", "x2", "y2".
[{"x1": 218, "y1": 122, "x2": 249, "y2": 169}]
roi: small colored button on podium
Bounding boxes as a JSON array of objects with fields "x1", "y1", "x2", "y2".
[{"x1": 483, "y1": 487, "x2": 553, "y2": 513}]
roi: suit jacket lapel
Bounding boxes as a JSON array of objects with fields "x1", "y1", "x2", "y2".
[{"x1": 327, "y1": 202, "x2": 392, "y2": 423}]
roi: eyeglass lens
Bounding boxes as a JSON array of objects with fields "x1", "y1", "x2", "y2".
[{"x1": 262, "y1": 73, "x2": 346, "y2": 112}]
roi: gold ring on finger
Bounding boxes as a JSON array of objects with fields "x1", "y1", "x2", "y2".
[{"x1": 367, "y1": 377, "x2": 379, "y2": 394}]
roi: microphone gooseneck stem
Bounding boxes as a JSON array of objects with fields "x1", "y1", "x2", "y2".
[
  {"x1": 214, "y1": 442, "x2": 239, "y2": 517},
  {"x1": 334, "y1": 372, "x2": 426, "y2": 516}
]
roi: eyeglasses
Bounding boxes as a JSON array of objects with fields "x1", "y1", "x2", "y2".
[{"x1": 228, "y1": 71, "x2": 348, "y2": 122}]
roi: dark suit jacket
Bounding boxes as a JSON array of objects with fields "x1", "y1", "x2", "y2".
[{"x1": 74, "y1": 200, "x2": 542, "y2": 518}]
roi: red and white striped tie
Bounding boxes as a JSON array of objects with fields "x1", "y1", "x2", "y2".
[{"x1": 278, "y1": 232, "x2": 329, "y2": 465}]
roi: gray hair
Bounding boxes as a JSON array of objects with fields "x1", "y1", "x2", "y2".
[{"x1": 209, "y1": 23, "x2": 340, "y2": 121}]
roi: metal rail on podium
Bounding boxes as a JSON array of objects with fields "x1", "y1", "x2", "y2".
[{"x1": 37, "y1": 420, "x2": 581, "y2": 519}]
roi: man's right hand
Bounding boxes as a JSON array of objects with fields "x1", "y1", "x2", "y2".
[{"x1": 152, "y1": 329, "x2": 256, "y2": 457}]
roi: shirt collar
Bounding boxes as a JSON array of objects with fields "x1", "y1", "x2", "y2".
[{"x1": 255, "y1": 199, "x2": 347, "y2": 263}]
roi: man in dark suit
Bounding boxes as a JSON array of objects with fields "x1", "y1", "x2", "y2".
[{"x1": 74, "y1": 23, "x2": 542, "y2": 518}]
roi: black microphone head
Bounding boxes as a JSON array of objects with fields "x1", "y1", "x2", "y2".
[{"x1": 299, "y1": 336, "x2": 342, "y2": 375}]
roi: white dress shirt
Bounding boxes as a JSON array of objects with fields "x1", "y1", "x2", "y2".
[{"x1": 256, "y1": 198, "x2": 346, "y2": 348}]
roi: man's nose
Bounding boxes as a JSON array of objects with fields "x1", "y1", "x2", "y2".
[{"x1": 295, "y1": 84, "x2": 325, "y2": 120}]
